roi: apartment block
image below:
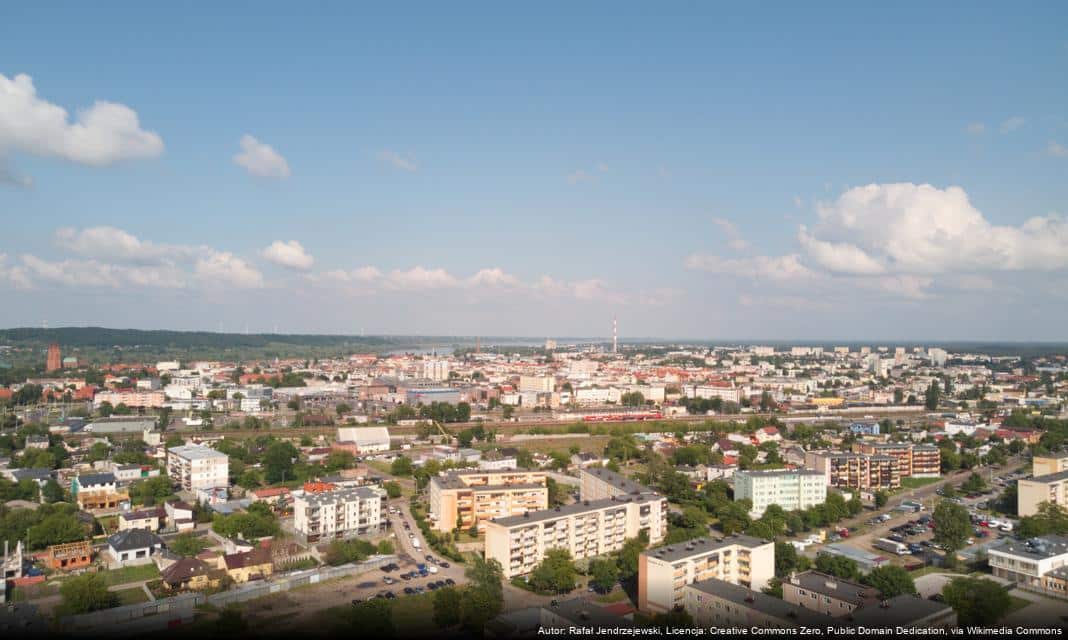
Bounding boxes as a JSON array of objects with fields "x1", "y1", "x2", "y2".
[
  {"x1": 293, "y1": 486, "x2": 384, "y2": 542},
  {"x1": 637, "y1": 535, "x2": 774, "y2": 614},
  {"x1": 579, "y1": 467, "x2": 654, "y2": 502},
  {"x1": 1033, "y1": 454, "x2": 1068, "y2": 478},
  {"x1": 853, "y1": 442, "x2": 940, "y2": 478},
  {"x1": 805, "y1": 451, "x2": 900, "y2": 491},
  {"x1": 1018, "y1": 470, "x2": 1068, "y2": 517},
  {"x1": 484, "y1": 493, "x2": 668, "y2": 579},
  {"x1": 733, "y1": 470, "x2": 827, "y2": 518},
  {"x1": 782, "y1": 571, "x2": 877, "y2": 617},
  {"x1": 988, "y1": 535, "x2": 1068, "y2": 600},
  {"x1": 166, "y1": 444, "x2": 230, "y2": 491},
  {"x1": 429, "y1": 468, "x2": 549, "y2": 533}
]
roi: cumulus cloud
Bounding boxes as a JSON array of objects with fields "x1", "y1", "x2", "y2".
[
  {"x1": 466, "y1": 268, "x2": 521, "y2": 288},
  {"x1": 377, "y1": 150, "x2": 418, "y2": 172},
  {"x1": 194, "y1": 251, "x2": 264, "y2": 288},
  {"x1": 262, "y1": 240, "x2": 314, "y2": 270},
  {"x1": 233, "y1": 134, "x2": 290, "y2": 178},
  {"x1": 966, "y1": 122, "x2": 986, "y2": 136},
  {"x1": 0, "y1": 73, "x2": 163, "y2": 167},
  {"x1": 711, "y1": 218, "x2": 750, "y2": 251},
  {"x1": 0, "y1": 254, "x2": 31, "y2": 289},
  {"x1": 805, "y1": 183, "x2": 1068, "y2": 273},
  {"x1": 1049, "y1": 141, "x2": 1068, "y2": 158},
  {"x1": 55, "y1": 226, "x2": 196, "y2": 265}
]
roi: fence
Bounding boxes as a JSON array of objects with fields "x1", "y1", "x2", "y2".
[
  {"x1": 59, "y1": 592, "x2": 204, "y2": 634},
  {"x1": 205, "y1": 554, "x2": 396, "y2": 608}
]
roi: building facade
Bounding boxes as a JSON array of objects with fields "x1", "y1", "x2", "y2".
[
  {"x1": 484, "y1": 493, "x2": 668, "y2": 579},
  {"x1": 293, "y1": 486, "x2": 384, "y2": 542},
  {"x1": 638, "y1": 535, "x2": 774, "y2": 614},
  {"x1": 429, "y1": 468, "x2": 549, "y2": 533},
  {"x1": 805, "y1": 451, "x2": 900, "y2": 491},
  {"x1": 733, "y1": 470, "x2": 827, "y2": 517},
  {"x1": 166, "y1": 445, "x2": 230, "y2": 491}
]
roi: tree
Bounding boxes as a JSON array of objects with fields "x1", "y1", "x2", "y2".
[
  {"x1": 59, "y1": 574, "x2": 118, "y2": 614},
  {"x1": 925, "y1": 381, "x2": 942, "y2": 410},
  {"x1": 130, "y1": 476, "x2": 175, "y2": 506},
  {"x1": 718, "y1": 500, "x2": 752, "y2": 535},
  {"x1": 863, "y1": 565, "x2": 917, "y2": 598},
  {"x1": 618, "y1": 532, "x2": 649, "y2": 581},
  {"x1": 528, "y1": 548, "x2": 578, "y2": 594},
  {"x1": 215, "y1": 607, "x2": 248, "y2": 634},
  {"x1": 335, "y1": 403, "x2": 352, "y2": 416},
  {"x1": 42, "y1": 478, "x2": 66, "y2": 503},
  {"x1": 391, "y1": 456, "x2": 413, "y2": 476},
  {"x1": 1019, "y1": 502, "x2": 1068, "y2": 538},
  {"x1": 933, "y1": 499, "x2": 971, "y2": 557},
  {"x1": 815, "y1": 554, "x2": 860, "y2": 581},
  {"x1": 961, "y1": 472, "x2": 986, "y2": 494},
  {"x1": 170, "y1": 532, "x2": 208, "y2": 557},
  {"x1": 589, "y1": 557, "x2": 620, "y2": 593},
  {"x1": 621, "y1": 391, "x2": 645, "y2": 407},
  {"x1": 874, "y1": 490, "x2": 889, "y2": 509},
  {"x1": 942, "y1": 576, "x2": 1011, "y2": 625},
  {"x1": 263, "y1": 441, "x2": 298, "y2": 484},
  {"x1": 383, "y1": 481, "x2": 402, "y2": 499},
  {"x1": 774, "y1": 541, "x2": 807, "y2": 578},
  {"x1": 461, "y1": 557, "x2": 504, "y2": 632},
  {"x1": 433, "y1": 586, "x2": 462, "y2": 628},
  {"x1": 646, "y1": 607, "x2": 695, "y2": 630}
]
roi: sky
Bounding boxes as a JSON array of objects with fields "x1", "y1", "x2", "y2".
[{"x1": 1, "y1": 2, "x2": 1067, "y2": 341}]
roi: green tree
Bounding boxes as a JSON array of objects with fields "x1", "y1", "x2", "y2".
[
  {"x1": 863, "y1": 565, "x2": 917, "y2": 598},
  {"x1": 170, "y1": 532, "x2": 208, "y2": 557},
  {"x1": 42, "y1": 478, "x2": 66, "y2": 503},
  {"x1": 961, "y1": 472, "x2": 986, "y2": 493},
  {"x1": 933, "y1": 499, "x2": 971, "y2": 557},
  {"x1": 383, "y1": 481, "x2": 402, "y2": 499},
  {"x1": 589, "y1": 557, "x2": 620, "y2": 593},
  {"x1": 874, "y1": 490, "x2": 889, "y2": 509},
  {"x1": 815, "y1": 554, "x2": 860, "y2": 581},
  {"x1": 215, "y1": 607, "x2": 248, "y2": 634},
  {"x1": 391, "y1": 456, "x2": 413, "y2": 477},
  {"x1": 528, "y1": 548, "x2": 578, "y2": 594},
  {"x1": 942, "y1": 576, "x2": 1012, "y2": 625},
  {"x1": 346, "y1": 599, "x2": 395, "y2": 639},
  {"x1": 621, "y1": 391, "x2": 645, "y2": 407},
  {"x1": 461, "y1": 557, "x2": 504, "y2": 632},
  {"x1": 263, "y1": 441, "x2": 298, "y2": 484},
  {"x1": 719, "y1": 500, "x2": 752, "y2": 535},
  {"x1": 618, "y1": 532, "x2": 649, "y2": 581},
  {"x1": 433, "y1": 586, "x2": 462, "y2": 628},
  {"x1": 58, "y1": 574, "x2": 118, "y2": 614},
  {"x1": 925, "y1": 381, "x2": 942, "y2": 410}
]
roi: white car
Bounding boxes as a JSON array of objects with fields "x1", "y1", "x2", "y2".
[{"x1": 428, "y1": 566, "x2": 439, "y2": 574}]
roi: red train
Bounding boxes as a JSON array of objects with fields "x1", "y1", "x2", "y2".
[{"x1": 581, "y1": 411, "x2": 663, "y2": 423}]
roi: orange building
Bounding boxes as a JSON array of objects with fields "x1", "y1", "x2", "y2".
[
  {"x1": 46, "y1": 343, "x2": 62, "y2": 372},
  {"x1": 45, "y1": 541, "x2": 93, "y2": 571}
]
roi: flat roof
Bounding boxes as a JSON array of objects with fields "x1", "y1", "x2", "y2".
[
  {"x1": 686, "y1": 578, "x2": 833, "y2": 627},
  {"x1": 168, "y1": 444, "x2": 228, "y2": 460},
  {"x1": 489, "y1": 494, "x2": 662, "y2": 528},
  {"x1": 580, "y1": 467, "x2": 654, "y2": 494},
  {"x1": 1026, "y1": 470, "x2": 1068, "y2": 484},
  {"x1": 642, "y1": 535, "x2": 771, "y2": 562},
  {"x1": 989, "y1": 535, "x2": 1068, "y2": 561}
]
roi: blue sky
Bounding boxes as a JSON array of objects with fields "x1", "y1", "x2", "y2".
[{"x1": 1, "y1": 2, "x2": 1066, "y2": 340}]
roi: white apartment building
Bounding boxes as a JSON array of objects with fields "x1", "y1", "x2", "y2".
[
  {"x1": 166, "y1": 445, "x2": 229, "y2": 491},
  {"x1": 423, "y1": 359, "x2": 451, "y2": 381},
  {"x1": 293, "y1": 486, "x2": 384, "y2": 543},
  {"x1": 684, "y1": 385, "x2": 743, "y2": 404},
  {"x1": 484, "y1": 493, "x2": 668, "y2": 579},
  {"x1": 574, "y1": 387, "x2": 621, "y2": 405},
  {"x1": 733, "y1": 470, "x2": 827, "y2": 518},
  {"x1": 579, "y1": 467, "x2": 655, "y2": 502},
  {"x1": 988, "y1": 535, "x2": 1068, "y2": 600},
  {"x1": 638, "y1": 535, "x2": 775, "y2": 614},
  {"x1": 519, "y1": 375, "x2": 554, "y2": 394}
]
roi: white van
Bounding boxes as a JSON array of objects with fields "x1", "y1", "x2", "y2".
[{"x1": 1000, "y1": 521, "x2": 1014, "y2": 532}]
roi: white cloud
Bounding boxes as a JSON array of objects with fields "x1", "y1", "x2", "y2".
[
  {"x1": 0, "y1": 254, "x2": 31, "y2": 289},
  {"x1": 999, "y1": 116, "x2": 1026, "y2": 134},
  {"x1": 377, "y1": 150, "x2": 418, "y2": 172},
  {"x1": 262, "y1": 240, "x2": 314, "y2": 271},
  {"x1": 798, "y1": 225, "x2": 885, "y2": 275},
  {"x1": 684, "y1": 253, "x2": 817, "y2": 282},
  {"x1": 384, "y1": 266, "x2": 458, "y2": 290},
  {"x1": 0, "y1": 73, "x2": 163, "y2": 167},
  {"x1": 194, "y1": 251, "x2": 263, "y2": 289},
  {"x1": 55, "y1": 226, "x2": 196, "y2": 265},
  {"x1": 711, "y1": 218, "x2": 750, "y2": 251},
  {"x1": 966, "y1": 122, "x2": 986, "y2": 136},
  {"x1": 807, "y1": 183, "x2": 1068, "y2": 273},
  {"x1": 1049, "y1": 141, "x2": 1068, "y2": 158},
  {"x1": 233, "y1": 134, "x2": 290, "y2": 178},
  {"x1": 466, "y1": 268, "x2": 521, "y2": 288}
]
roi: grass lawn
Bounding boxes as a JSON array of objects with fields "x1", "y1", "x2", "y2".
[
  {"x1": 366, "y1": 460, "x2": 394, "y2": 475},
  {"x1": 112, "y1": 586, "x2": 150, "y2": 606},
  {"x1": 1005, "y1": 595, "x2": 1032, "y2": 617},
  {"x1": 595, "y1": 589, "x2": 631, "y2": 604},
  {"x1": 901, "y1": 477, "x2": 941, "y2": 489},
  {"x1": 99, "y1": 563, "x2": 161, "y2": 586}
]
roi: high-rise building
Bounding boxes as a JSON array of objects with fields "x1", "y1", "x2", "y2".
[
  {"x1": 733, "y1": 470, "x2": 827, "y2": 517},
  {"x1": 46, "y1": 343, "x2": 62, "y2": 372}
]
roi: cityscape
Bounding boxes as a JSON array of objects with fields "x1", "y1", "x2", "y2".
[{"x1": 2, "y1": 3, "x2": 1068, "y2": 640}]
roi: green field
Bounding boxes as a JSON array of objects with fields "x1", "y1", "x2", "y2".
[
  {"x1": 901, "y1": 477, "x2": 941, "y2": 489},
  {"x1": 113, "y1": 586, "x2": 151, "y2": 605},
  {"x1": 99, "y1": 563, "x2": 161, "y2": 586}
]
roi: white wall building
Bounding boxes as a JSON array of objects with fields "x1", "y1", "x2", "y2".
[
  {"x1": 166, "y1": 445, "x2": 229, "y2": 491},
  {"x1": 733, "y1": 470, "x2": 827, "y2": 517}
]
